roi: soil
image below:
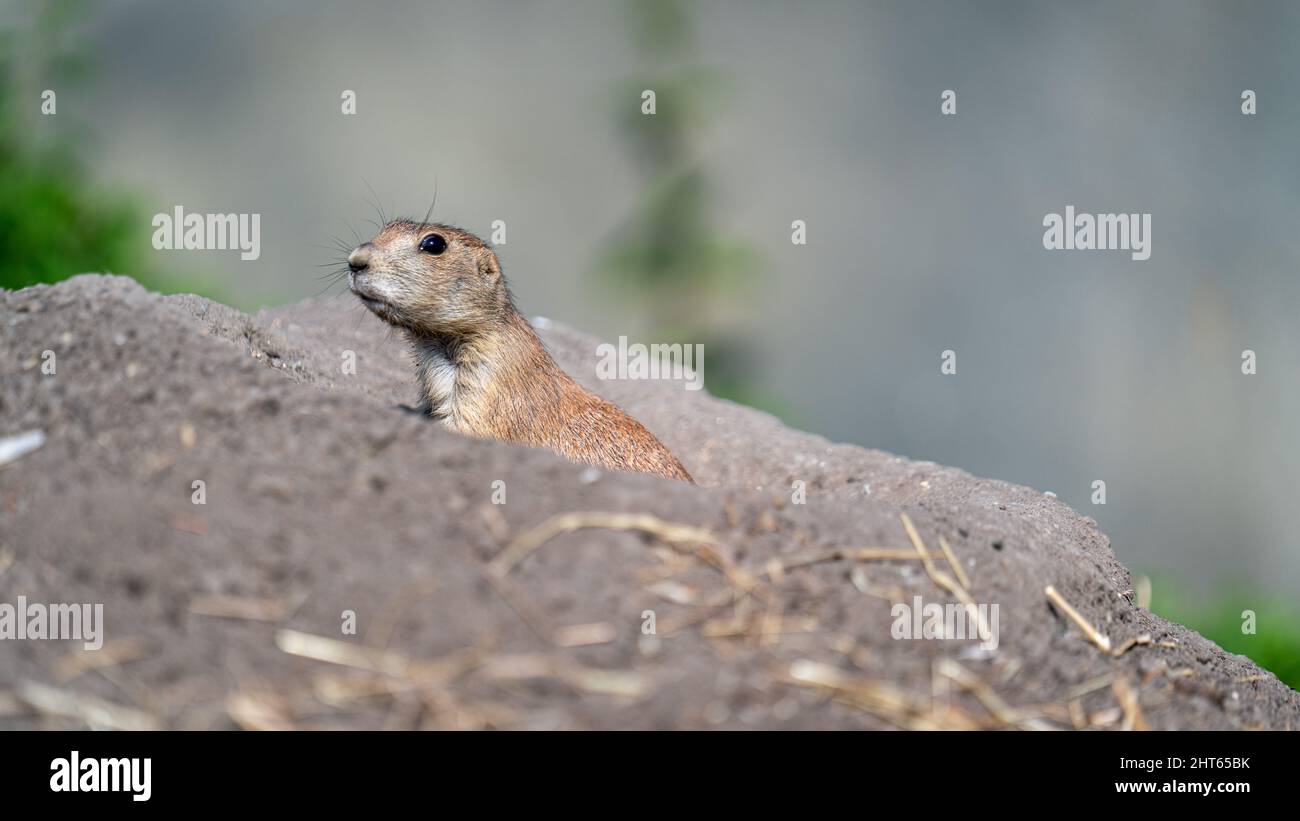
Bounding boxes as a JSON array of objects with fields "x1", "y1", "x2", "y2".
[{"x1": 1, "y1": 274, "x2": 1296, "y2": 729}]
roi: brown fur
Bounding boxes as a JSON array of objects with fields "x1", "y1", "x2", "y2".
[{"x1": 348, "y1": 220, "x2": 693, "y2": 482}]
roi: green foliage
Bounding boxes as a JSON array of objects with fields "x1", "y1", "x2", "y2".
[
  {"x1": 595, "y1": 0, "x2": 784, "y2": 413},
  {"x1": 0, "y1": 0, "x2": 215, "y2": 298},
  {"x1": 0, "y1": 142, "x2": 148, "y2": 289},
  {"x1": 599, "y1": 166, "x2": 756, "y2": 294},
  {"x1": 1147, "y1": 576, "x2": 1300, "y2": 691}
]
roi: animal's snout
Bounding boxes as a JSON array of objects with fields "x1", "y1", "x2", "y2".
[{"x1": 348, "y1": 244, "x2": 372, "y2": 272}]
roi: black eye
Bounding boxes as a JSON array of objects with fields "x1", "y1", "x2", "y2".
[{"x1": 419, "y1": 233, "x2": 447, "y2": 255}]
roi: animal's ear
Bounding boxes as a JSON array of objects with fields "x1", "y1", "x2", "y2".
[{"x1": 478, "y1": 249, "x2": 502, "y2": 281}]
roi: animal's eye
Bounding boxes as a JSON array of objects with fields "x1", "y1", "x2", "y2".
[{"x1": 419, "y1": 233, "x2": 447, "y2": 255}]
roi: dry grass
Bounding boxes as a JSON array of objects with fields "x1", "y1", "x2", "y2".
[
  {"x1": 0, "y1": 509, "x2": 1209, "y2": 731},
  {"x1": 1045, "y1": 584, "x2": 1113, "y2": 653}
]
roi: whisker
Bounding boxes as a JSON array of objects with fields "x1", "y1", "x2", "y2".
[
  {"x1": 363, "y1": 179, "x2": 388, "y2": 227},
  {"x1": 310, "y1": 280, "x2": 339, "y2": 299},
  {"x1": 421, "y1": 175, "x2": 439, "y2": 227}
]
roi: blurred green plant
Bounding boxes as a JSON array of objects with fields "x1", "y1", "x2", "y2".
[
  {"x1": 595, "y1": 0, "x2": 778, "y2": 411},
  {"x1": 1147, "y1": 575, "x2": 1300, "y2": 691},
  {"x1": 0, "y1": 0, "x2": 214, "y2": 297}
]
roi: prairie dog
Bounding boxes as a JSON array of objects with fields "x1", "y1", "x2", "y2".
[{"x1": 347, "y1": 220, "x2": 693, "y2": 482}]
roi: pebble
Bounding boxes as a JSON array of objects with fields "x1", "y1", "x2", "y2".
[{"x1": 0, "y1": 430, "x2": 46, "y2": 466}]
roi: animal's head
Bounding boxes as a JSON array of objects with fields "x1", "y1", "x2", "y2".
[{"x1": 347, "y1": 220, "x2": 507, "y2": 334}]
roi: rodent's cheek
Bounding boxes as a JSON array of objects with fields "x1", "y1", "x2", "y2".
[{"x1": 366, "y1": 275, "x2": 406, "y2": 304}]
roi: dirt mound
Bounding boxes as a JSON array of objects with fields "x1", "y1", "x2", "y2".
[{"x1": 1, "y1": 274, "x2": 1295, "y2": 729}]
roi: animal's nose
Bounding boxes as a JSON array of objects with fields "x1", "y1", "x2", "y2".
[{"x1": 348, "y1": 244, "x2": 372, "y2": 272}]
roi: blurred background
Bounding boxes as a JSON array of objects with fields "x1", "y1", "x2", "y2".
[{"x1": 2, "y1": 0, "x2": 1297, "y2": 686}]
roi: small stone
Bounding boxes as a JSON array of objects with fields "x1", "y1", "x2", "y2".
[{"x1": 0, "y1": 430, "x2": 46, "y2": 467}]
